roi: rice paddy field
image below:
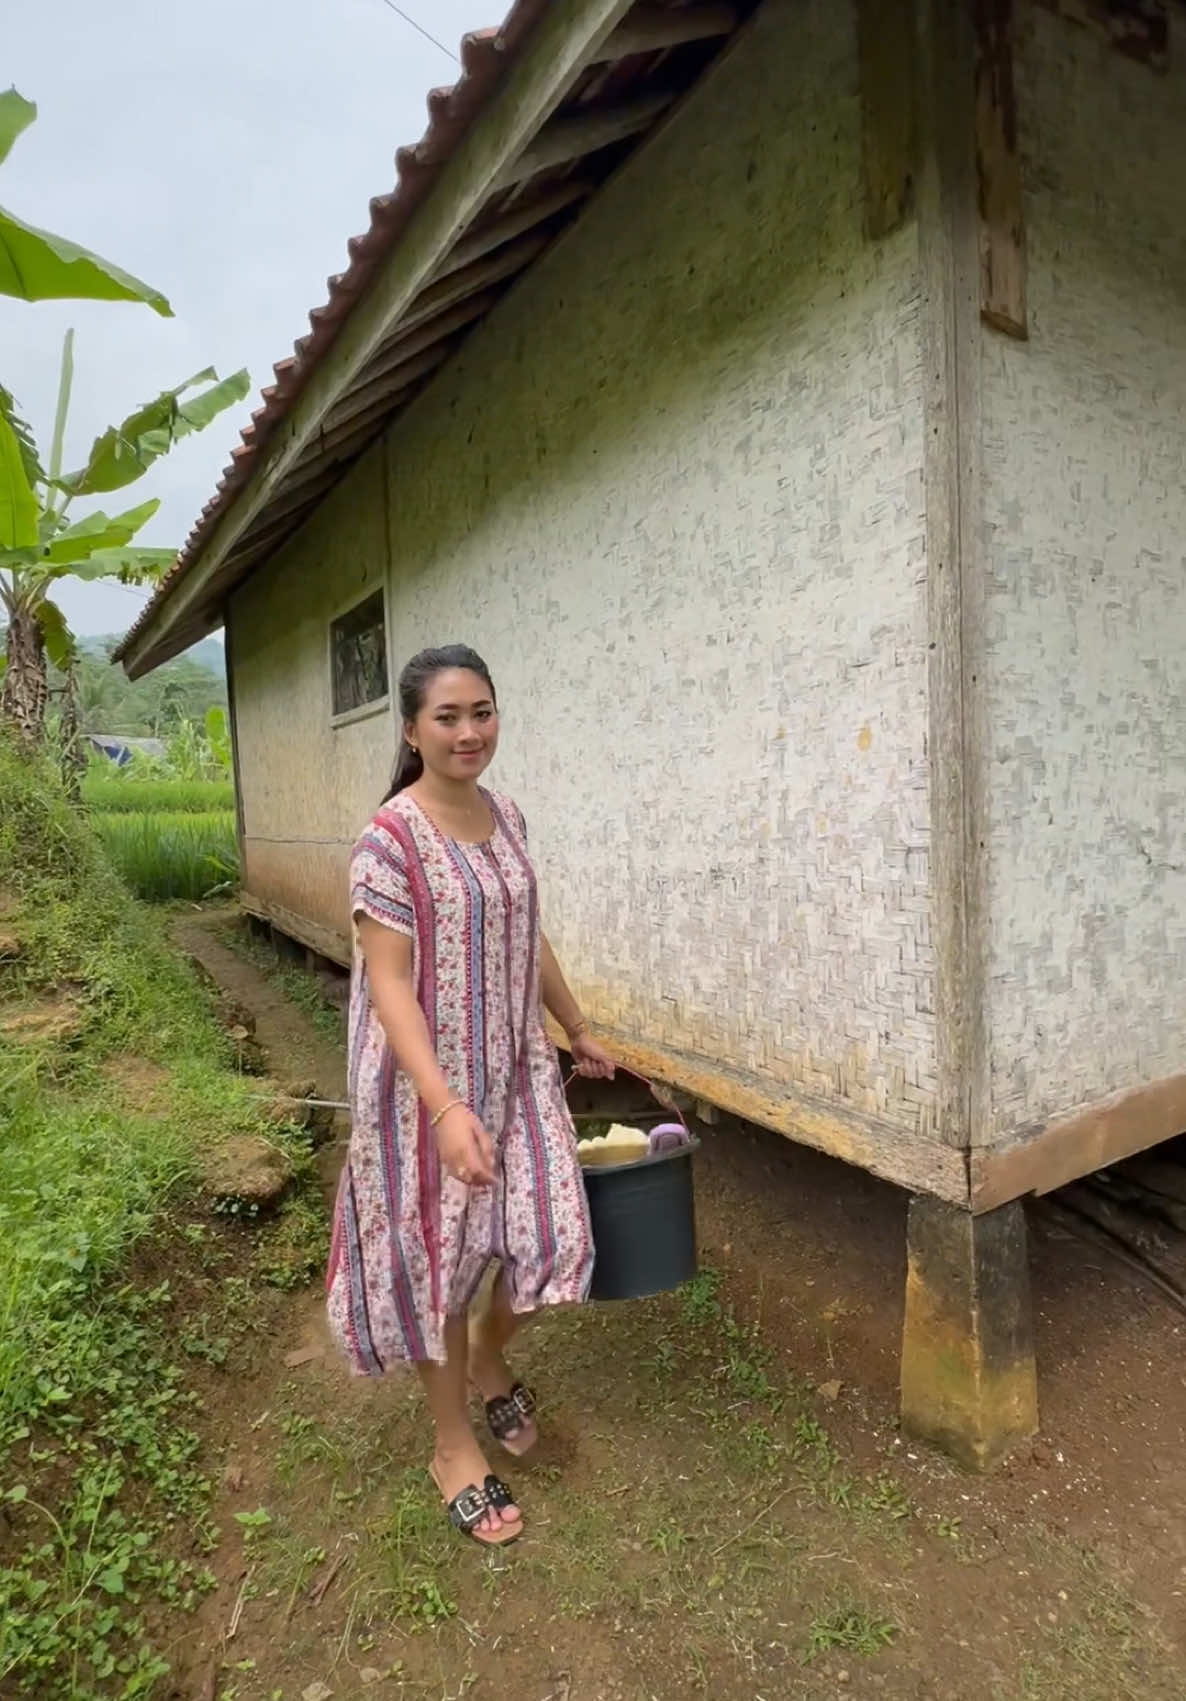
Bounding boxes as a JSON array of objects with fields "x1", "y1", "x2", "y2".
[{"x1": 82, "y1": 774, "x2": 238, "y2": 901}]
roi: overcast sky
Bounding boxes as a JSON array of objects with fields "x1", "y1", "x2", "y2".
[{"x1": 3, "y1": 0, "x2": 491, "y2": 640}]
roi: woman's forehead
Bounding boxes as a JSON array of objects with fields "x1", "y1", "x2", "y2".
[{"x1": 420, "y1": 668, "x2": 493, "y2": 709}]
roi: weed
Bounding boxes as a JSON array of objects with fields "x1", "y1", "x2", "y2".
[
  {"x1": 805, "y1": 1603, "x2": 898, "y2": 1660},
  {"x1": 861, "y1": 1472, "x2": 912, "y2": 1522}
]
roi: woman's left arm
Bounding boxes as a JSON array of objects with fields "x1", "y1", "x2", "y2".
[{"x1": 540, "y1": 933, "x2": 615, "y2": 1079}]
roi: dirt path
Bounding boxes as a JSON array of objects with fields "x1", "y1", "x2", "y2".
[{"x1": 165, "y1": 911, "x2": 1185, "y2": 1701}]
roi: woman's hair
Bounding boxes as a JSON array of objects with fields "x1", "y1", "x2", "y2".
[{"x1": 382, "y1": 644, "x2": 497, "y2": 801}]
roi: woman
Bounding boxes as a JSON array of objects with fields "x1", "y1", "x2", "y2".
[{"x1": 326, "y1": 644, "x2": 615, "y2": 1547}]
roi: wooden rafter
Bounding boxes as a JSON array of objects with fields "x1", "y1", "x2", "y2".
[
  {"x1": 490, "y1": 90, "x2": 676, "y2": 192},
  {"x1": 598, "y1": 3, "x2": 739, "y2": 58}
]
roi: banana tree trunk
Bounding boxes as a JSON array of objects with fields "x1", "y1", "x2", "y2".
[{"x1": 1, "y1": 608, "x2": 48, "y2": 745}]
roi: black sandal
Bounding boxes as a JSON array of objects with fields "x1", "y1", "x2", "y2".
[
  {"x1": 429, "y1": 1464, "x2": 522, "y2": 1547},
  {"x1": 484, "y1": 1383, "x2": 538, "y2": 1455}
]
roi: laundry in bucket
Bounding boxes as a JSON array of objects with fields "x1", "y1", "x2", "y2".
[{"x1": 577, "y1": 1123, "x2": 650, "y2": 1167}]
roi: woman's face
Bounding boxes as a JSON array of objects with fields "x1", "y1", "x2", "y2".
[{"x1": 408, "y1": 668, "x2": 499, "y2": 783}]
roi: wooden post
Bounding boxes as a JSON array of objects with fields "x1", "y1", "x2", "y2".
[
  {"x1": 974, "y1": 0, "x2": 1028, "y2": 338},
  {"x1": 901, "y1": 1197, "x2": 1038, "y2": 1469},
  {"x1": 857, "y1": 0, "x2": 918, "y2": 239}
]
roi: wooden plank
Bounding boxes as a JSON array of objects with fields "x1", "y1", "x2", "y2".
[
  {"x1": 554, "y1": 1027, "x2": 969, "y2": 1202},
  {"x1": 916, "y1": 0, "x2": 990, "y2": 1169},
  {"x1": 856, "y1": 0, "x2": 917, "y2": 239},
  {"x1": 1036, "y1": 0, "x2": 1168, "y2": 71},
  {"x1": 239, "y1": 891, "x2": 351, "y2": 969},
  {"x1": 489, "y1": 90, "x2": 676, "y2": 193},
  {"x1": 222, "y1": 606, "x2": 247, "y2": 857},
  {"x1": 429, "y1": 180, "x2": 593, "y2": 282},
  {"x1": 599, "y1": 3, "x2": 739, "y2": 58},
  {"x1": 971, "y1": 1072, "x2": 1186, "y2": 1212},
  {"x1": 322, "y1": 342, "x2": 457, "y2": 433},
  {"x1": 974, "y1": 0, "x2": 1028, "y2": 339},
  {"x1": 369, "y1": 287, "x2": 502, "y2": 369},
  {"x1": 396, "y1": 229, "x2": 553, "y2": 338}
]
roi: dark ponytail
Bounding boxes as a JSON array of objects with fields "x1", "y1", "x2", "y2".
[{"x1": 382, "y1": 644, "x2": 496, "y2": 802}]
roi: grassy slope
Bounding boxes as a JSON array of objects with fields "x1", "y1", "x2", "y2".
[{"x1": 0, "y1": 738, "x2": 315, "y2": 1699}]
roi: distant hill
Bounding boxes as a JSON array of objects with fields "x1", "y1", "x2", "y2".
[
  {"x1": 64, "y1": 633, "x2": 227, "y2": 737},
  {"x1": 81, "y1": 634, "x2": 225, "y2": 678}
]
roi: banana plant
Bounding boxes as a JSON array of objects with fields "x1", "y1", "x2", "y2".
[
  {"x1": 0, "y1": 330, "x2": 248, "y2": 744},
  {"x1": 0, "y1": 87, "x2": 170, "y2": 316},
  {"x1": 0, "y1": 85, "x2": 247, "y2": 748}
]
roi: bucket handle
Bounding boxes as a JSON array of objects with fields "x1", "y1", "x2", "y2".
[{"x1": 563, "y1": 1061, "x2": 690, "y2": 1134}]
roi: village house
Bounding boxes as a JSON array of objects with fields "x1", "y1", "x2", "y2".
[{"x1": 118, "y1": 0, "x2": 1186, "y2": 1466}]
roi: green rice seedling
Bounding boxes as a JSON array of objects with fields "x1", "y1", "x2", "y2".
[
  {"x1": 91, "y1": 809, "x2": 238, "y2": 901},
  {"x1": 81, "y1": 774, "x2": 234, "y2": 815}
]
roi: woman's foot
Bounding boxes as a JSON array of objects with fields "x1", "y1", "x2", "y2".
[
  {"x1": 468, "y1": 1334, "x2": 538, "y2": 1457},
  {"x1": 430, "y1": 1436, "x2": 522, "y2": 1545}
]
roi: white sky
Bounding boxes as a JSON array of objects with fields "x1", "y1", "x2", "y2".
[{"x1": 2, "y1": 0, "x2": 492, "y2": 639}]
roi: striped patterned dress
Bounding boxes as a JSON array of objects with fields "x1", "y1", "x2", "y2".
[{"x1": 326, "y1": 789, "x2": 594, "y2": 1370}]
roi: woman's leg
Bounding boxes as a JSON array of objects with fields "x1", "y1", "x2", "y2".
[
  {"x1": 469, "y1": 1269, "x2": 538, "y2": 1452},
  {"x1": 419, "y1": 1312, "x2": 521, "y2": 1536}
]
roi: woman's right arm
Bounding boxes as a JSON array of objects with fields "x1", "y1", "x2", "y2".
[{"x1": 356, "y1": 915, "x2": 495, "y2": 1185}]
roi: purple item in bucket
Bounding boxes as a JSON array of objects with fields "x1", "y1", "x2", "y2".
[{"x1": 649, "y1": 1122, "x2": 692, "y2": 1156}]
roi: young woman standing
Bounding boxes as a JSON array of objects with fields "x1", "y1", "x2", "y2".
[{"x1": 326, "y1": 645, "x2": 614, "y2": 1546}]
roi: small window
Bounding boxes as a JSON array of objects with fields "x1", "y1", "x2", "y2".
[{"x1": 330, "y1": 590, "x2": 389, "y2": 718}]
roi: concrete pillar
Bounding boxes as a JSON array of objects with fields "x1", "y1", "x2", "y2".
[{"x1": 900, "y1": 1196, "x2": 1038, "y2": 1470}]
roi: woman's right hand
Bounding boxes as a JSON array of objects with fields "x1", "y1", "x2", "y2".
[{"x1": 435, "y1": 1104, "x2": 496, "y2": 1187}]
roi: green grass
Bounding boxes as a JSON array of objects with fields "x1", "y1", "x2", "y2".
[
  {"x1": 0, "y1": 736, "x2": 319, "y2": 1698},
  {"x1": 81, "y1": 776, "x2": 234, "y2": 814},
  {"x1": 224, "y1": 923, "x2": 345, "y2": 1045},
  {"x1": 91, "y1": 809, "x2": 238, "y2": 901}
]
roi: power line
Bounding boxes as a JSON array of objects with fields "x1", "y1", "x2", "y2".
[{"x1": 375, "y1": 0, "x2": 459, "y2": 64}]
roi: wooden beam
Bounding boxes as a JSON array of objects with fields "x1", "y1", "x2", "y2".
[
  {"x1": 489, "y1": 90, "x2": 676, "y2": 193},
  {"x1": 371, "y1": 287, "x2": 502, "y2": 367},
  {"x1": 1036, "y1": 0, "x2": 1168, "y2": 71},
  {"x1": 392, "y1": 229, "x2": 552, "y2": 340},
  {"x1": 322, "y1": 341, "x2": 456, "y2": 433},
  {"x1": 430, "y1": 179, "x2": 593, "y2": 282},
  {"x1": 597, "y1": 3, "x2": 738, "y2": 58},
  {"x1": 239, "y1": 463, "x2": 345, "y2": 531},
  {"x1": 120, "y1": 0, "x2": 640, "y2": 678},
  {"x1": 974, "y1": 0, "x2": 1028, "y2": 339},
  {"x1": 856, "y1": 0, "x2": 918, "y2": 239},
  {"x1": 971, "y1": 1071, "x2": 1186, "y2": 1213},
  {"x1": 918, "y1": 0, "x2": 991, "y2": 1164},
  {"x1": 317, "y1": 387, "x2": 423, "y2": 458}
]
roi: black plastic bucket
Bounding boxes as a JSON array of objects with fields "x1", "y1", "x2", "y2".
[{"x1": 582, "y1": 1139, "x2": 700, "y2": 1302}]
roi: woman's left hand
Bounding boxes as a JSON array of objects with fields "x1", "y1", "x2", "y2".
[{"x1": 570, "y1": 1031, "x2": 615, "y2": 1080}]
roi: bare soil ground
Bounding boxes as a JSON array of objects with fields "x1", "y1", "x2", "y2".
[{"x1": 163, "y1": 910, "x2": 1186, "y2": 1701}]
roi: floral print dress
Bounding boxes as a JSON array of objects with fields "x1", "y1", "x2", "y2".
[{"x1": 326, "y1": 789, "x2": 594, "y2": 1369}]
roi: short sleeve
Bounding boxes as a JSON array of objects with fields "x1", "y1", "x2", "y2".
[
  {"x1": 497, "y1": 794, "x2": 528, "y2": 846},
  {"x1": 350, "y1": 822, "x2": 413, "y2": 937}
]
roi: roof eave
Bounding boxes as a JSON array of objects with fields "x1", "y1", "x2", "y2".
[{"x1": 118, "y1": 0, "x2": 642, "y2": 679}]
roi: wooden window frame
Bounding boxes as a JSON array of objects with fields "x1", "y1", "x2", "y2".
[{"x1": 328, "y1": 584, "x2": 391, "y2": 728}]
